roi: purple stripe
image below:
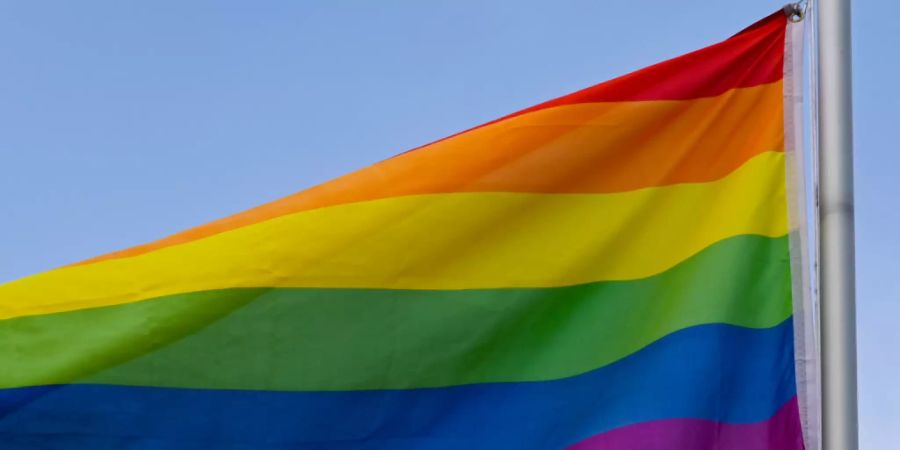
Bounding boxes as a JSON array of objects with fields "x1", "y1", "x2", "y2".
[{"x1": 566, "y1": 397, "x2": 804, "y2": 450}]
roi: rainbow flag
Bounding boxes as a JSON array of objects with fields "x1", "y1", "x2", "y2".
[{"x1": 0, "y1": 11, "x2": 814, "y2": 450}]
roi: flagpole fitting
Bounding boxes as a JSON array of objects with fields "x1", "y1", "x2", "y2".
[{"x1": 784, "y1": 2, "x2": 806, "y2": 22}]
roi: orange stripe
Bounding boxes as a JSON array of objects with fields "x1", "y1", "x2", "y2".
[{"x1": 78, "y1": 81, "x2": 783, "y2": 266}]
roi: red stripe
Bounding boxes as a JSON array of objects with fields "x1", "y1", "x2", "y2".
[
  {"x1": 526, "y1": 11, "x2": 786, "y2": 104},
  {"x1": 396, "y1": 11, "x2": 786, "y2": 157}
]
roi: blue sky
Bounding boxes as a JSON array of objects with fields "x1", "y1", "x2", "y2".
[{"x1": 1, "y1": 1, "x2": 896, "y2": 447}]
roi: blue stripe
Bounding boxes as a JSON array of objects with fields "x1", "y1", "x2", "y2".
[{"x1": 0, "y1": 320, "x2": 796, "y2": 450}]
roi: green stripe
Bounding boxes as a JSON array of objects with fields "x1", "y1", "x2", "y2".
[{"x1": 1, "y1": 234, "x2": 791, "y2": 392}]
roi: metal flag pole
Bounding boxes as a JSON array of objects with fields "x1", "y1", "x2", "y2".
[{"x1": 816, "y1": 0, "x2": 858, "y2": 449}]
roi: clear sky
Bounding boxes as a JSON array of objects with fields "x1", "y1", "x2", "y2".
[{"x1": 0, "y1": 1, "x2": 896, "y2": 447}]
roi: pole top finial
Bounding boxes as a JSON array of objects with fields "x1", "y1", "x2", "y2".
[{"x1": 784, "y1": 2, "x2": 806, "y2": 22}]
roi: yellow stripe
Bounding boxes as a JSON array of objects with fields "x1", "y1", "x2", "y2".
[{"x1": 0, "y1": 151, "x2": 787, "y2": 320}]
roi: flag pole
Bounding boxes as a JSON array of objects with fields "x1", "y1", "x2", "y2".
[{"x1": 816, "y1": 0, "x2": 858, "y2": 449}]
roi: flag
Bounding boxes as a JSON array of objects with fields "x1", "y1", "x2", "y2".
[{"x1": 0, "y1": 10, "x2": 813, "y2": 450}]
